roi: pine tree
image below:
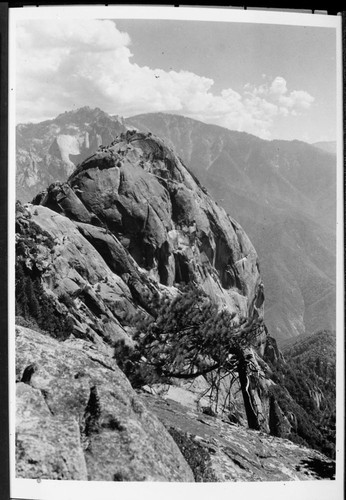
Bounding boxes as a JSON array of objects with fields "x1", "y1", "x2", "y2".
[{"x1": 115, "y1": 284, "x2": 263, "y2": 429}]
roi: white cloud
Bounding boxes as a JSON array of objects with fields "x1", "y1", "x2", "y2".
[
  {"x1": 244, "y1": 76, "x2": 315, "y2": 127},
  {"x1": 15, "y1": 19, "x2": 315, "y2": 139},
  {"x1": 267, "y1": 76, "x2": 315, "y2": 113},
  {"x1": 270, "y1": 76, "x2": 288, "y2": 96}
]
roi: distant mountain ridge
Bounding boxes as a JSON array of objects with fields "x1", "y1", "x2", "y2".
[
  {"x1": 16, "y1": 108, "x2": 337, "y2": 343},
  {"x1": 312, "y1": 141, "x2": 337, "y2": 155}
]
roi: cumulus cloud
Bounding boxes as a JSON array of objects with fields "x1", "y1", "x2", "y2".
[
  {"x1": 270, "y1": 76, "x2": 288, "y2": 96},
  {"x1": 16, "y1": 19, "x2": 315, "y2": 139},
  {"x1": 245, "y1": 76, "x2": 315, "y2": 114},
  {"x1": 268, "y1": 76, "x2": 315, "y2": 111}
]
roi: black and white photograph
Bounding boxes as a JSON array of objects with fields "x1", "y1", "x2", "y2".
[{"x1": 8, "y1": 5, "x2": 344, "y2": 500}]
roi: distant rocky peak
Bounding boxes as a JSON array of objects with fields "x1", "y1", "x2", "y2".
[
  {"x1": 55, "y1": 106, "x2": 111, "y2": 125},
  {"x1": 16, "y1": 107, "x2": 128, "y2": 203},
  {"x1": 47, "y1": 107, "x2": 126, "y2": 136}
]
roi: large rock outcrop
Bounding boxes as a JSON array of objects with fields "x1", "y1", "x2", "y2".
[
  {"x1": 15, "y1": 326, "x2": 194, "y2": 481},
  {"x1": 15, "y1": 129, "x2": 273, "y2": 465},
  {"x1": 127, "y1": 113, "x2": 337, "y2": 342},
  {"x1": 18, "y1": 129, "x2": 269, "y2": 418},
  {"x1": 31, "y1": 129, "x2": 265, "y2": 332}
]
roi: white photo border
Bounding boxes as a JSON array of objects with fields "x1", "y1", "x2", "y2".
[{"x1": 8, "y1": 6, "x2": 344, "y2": 500}]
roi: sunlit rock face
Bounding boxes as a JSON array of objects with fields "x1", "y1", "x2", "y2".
[
  {"x1": 15, "y1": 326, "x2": 195, "y2": 481},
  {"x1": 33, "y1": 129, "x2": 264, "y2": 328},
  {"x1": 140, "y1": 392, "x2": 335, "y2": 481},
  {"x1": 127, "y1": 112, "x2": 337, "y2": 343}
]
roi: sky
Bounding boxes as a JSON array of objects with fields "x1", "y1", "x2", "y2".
[{"x1": 15, "y1": 15, "x2": 338, "y2": 143}]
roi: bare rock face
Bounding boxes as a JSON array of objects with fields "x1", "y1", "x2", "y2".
[
  {"x1": 141, "y1": 393, "x2": 335, "y2": 481},
  {"x1": 127, "y1": 113, "x2": 337, "y2": 342},
  {"x1": 15, "y1": 326, "x2": 194, "y2": 481},
  {"x1": 22, "y1": 131, "x2": 270, "y2": 423},
  {"x1": 16, "y1": 203, "x2": 142, "y2": 349},
  {"x1": 34, "y1": 130, "x2": 264, "y2": 327}
]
